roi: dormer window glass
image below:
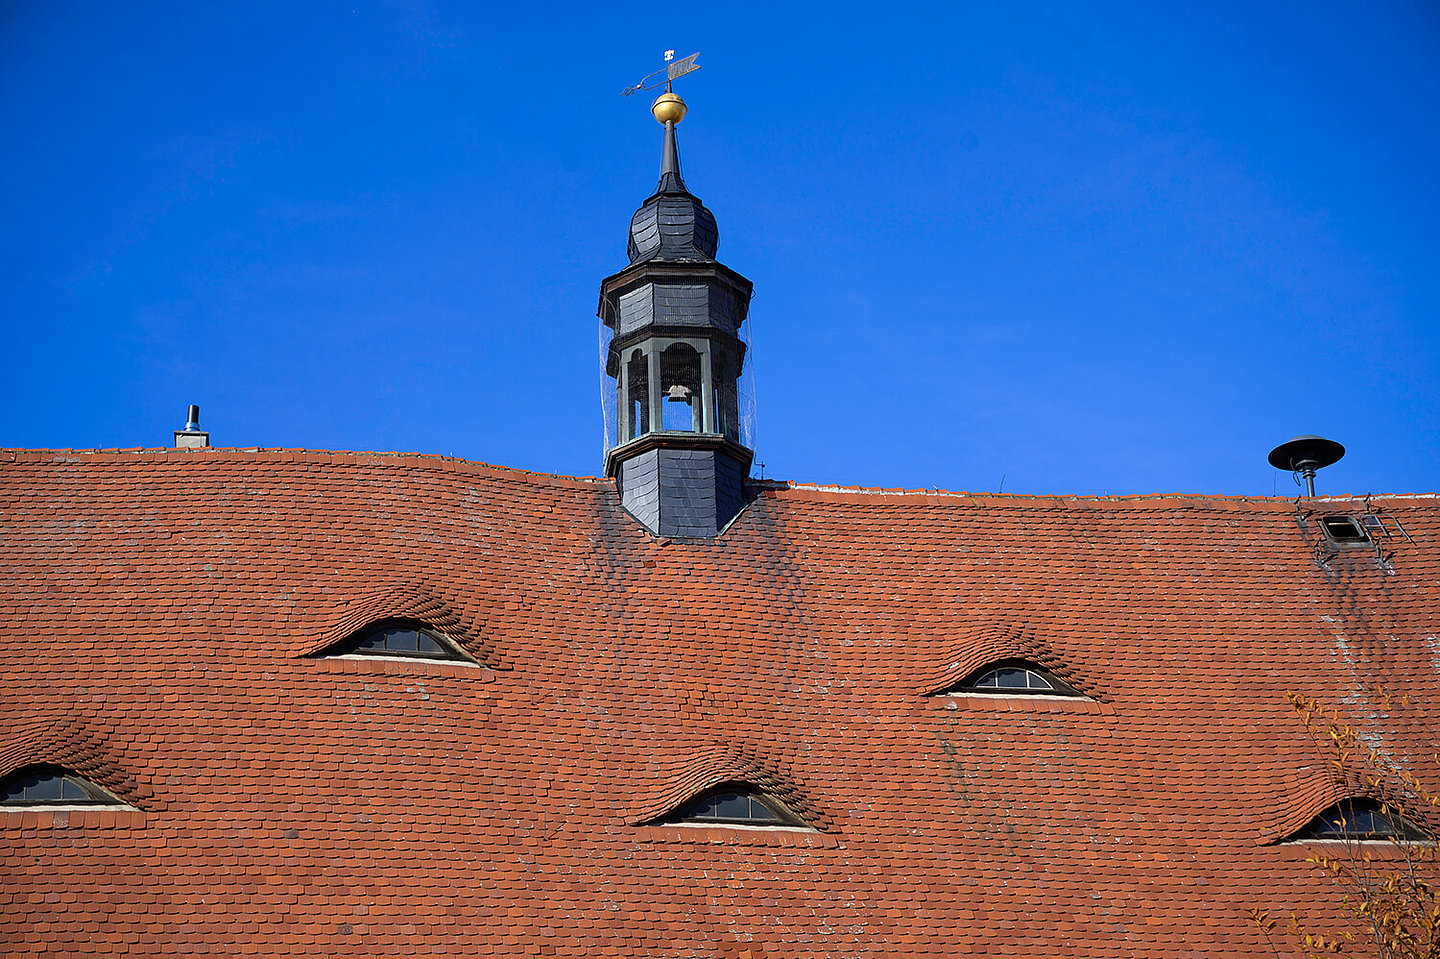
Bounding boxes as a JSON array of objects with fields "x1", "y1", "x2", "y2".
[
  {"x1": 660, "y1": 785, "x2": 805, "y2": 828},
  {"x1": 321, "y1": 622, "x2": 467, "y2": 662},
  {"x1": 1295, "y1": 798, "x2": 1429, "y2": 841},
  {"x1": 947, "y1": 659, "x2": 1081, "y2": 697},
  {"x1": 973, "y1": 666, "x2": 1055, "y2": 691},
  {"x1": 1, "y1": 765, "x2": 120, "y2": 806}
]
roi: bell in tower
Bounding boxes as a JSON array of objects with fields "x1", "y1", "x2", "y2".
[{"x1": 597, "y1": 84, "x2": 755, "y2": 538}]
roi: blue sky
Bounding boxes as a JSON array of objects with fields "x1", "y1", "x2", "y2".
[{"x1": 2, "y1": 1, "x2": 1437, "y2": 496}]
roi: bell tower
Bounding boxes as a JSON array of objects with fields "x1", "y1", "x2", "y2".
[{"x1": 598, "y1": 81, "x2": 755, "y2": 538}]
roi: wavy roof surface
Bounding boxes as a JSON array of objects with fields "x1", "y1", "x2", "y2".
[{"x1": 3, "y1": 447, "x2": 1438, "y2": 956}]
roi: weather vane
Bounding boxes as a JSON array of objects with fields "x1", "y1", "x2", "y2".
[{"x1": 622, "y1": 50, "x2": 701, "y2": 98}]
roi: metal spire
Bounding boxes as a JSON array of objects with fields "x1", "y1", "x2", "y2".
[{"x1": 658, "y1": 117, "x2": 685, "y2": 193}]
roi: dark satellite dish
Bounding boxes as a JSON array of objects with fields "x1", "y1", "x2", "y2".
[{"x1": 1268, "y1": 435, "x2": 1345, "y2": 497}]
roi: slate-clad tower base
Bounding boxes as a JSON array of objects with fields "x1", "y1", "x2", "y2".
[{"x1": 615, "y1": 440, "x2": 750, "y2": 538}]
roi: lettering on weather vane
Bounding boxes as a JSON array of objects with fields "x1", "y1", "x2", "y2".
[{"x1": 622, "y1": 50, "x2": 701, "y2": 97}]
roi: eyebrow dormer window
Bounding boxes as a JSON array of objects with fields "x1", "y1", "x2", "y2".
[
  {"x1": 659, "y1": 785, "x2": 806, "y2": 828},
  {"x1": 949, "y1": 659, "x2": 1080, "y2": 696},
  {"x1": 1, "y1": 765, "x2": 123, "y2": 807},
  {"x1": 1295, "y1": 799, "x2": 1429, "y2": 842},
  {"x1": 321, "y1": 621, "x2": 468, "y2": 662}
]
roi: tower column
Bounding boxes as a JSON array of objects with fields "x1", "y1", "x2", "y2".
[
  {"x1": 647, "y1": 347, "x2": 662, "y2": 433},
  {"x1": 699, "y1": 347, "x2": 714, "y2": 434},
  {"x1": 618, "y1": 355, "x2": 631, "y2": 442}
]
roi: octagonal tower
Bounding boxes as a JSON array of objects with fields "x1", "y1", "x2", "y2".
[{"x1": 598, "y1": 95, "x2": 755, "y2": 538}]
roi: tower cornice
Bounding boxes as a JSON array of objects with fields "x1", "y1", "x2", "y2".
[
  {"x1": 603, "y1": 431, "x2": 754, "y2": 480},
  {"x1": 598, "y1": 260, "x2": 754, "y2": 330}
]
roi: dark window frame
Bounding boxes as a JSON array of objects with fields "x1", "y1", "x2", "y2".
[
  {"x1": 321, "y1": 619, "x2": 469, "y2": 663},
  {"x1": 949, "y1": 658, "x2": 1082, "y2": 697},
  {"x1": 657, "y1": 783, "x2": 807, "y2": 828},
  {"x1": 0, "y1": 764, "x2": 122, "y2": 807}
]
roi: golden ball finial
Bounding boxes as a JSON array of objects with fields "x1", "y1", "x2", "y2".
[{"x1": 651, "y1": 92, "x2": 687, "y2": 125}]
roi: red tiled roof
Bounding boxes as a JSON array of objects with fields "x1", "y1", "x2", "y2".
[{"x1": 3, "y1": 447, "x2": 1438, "y2": 956}]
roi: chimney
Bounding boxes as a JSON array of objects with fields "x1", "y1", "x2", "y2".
[{"x1": 174, "y1": 404, "x2": 210, "y2": 449}]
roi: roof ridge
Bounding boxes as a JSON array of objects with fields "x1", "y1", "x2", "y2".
[
  {"x1": 0, "y1": 447, "x2": 607, "y2": 486},
  {"x1": 4, "y1": 448, "x2": 1435, "y2": 503},
  {"x1": 770, "y1": 480, "x2": 1436, "y2": 504}
]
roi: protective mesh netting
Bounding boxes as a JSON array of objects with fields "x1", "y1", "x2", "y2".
[
  {"x1": 598, "y1": 320, "x2": 617, "y2": 462},
  {"x1": 597, "y1": 318, "x2": 755, "y2": 470},
  {"x1": 740, "y1": 308, "x2": 757, "y2": 458}
]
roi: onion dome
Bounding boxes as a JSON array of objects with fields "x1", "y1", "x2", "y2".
[{"x1": 627, "y1": 99, "x2": 718, "y2": 264}]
